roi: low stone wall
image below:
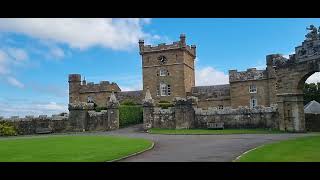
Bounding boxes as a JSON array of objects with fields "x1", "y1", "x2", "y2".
[
  {"x1": 143, "y1": 96, "x2": 279, "y2": 130},
  {"x1": 305, "y1": 113, "x2": 320, "y2": 132},
  {"x1": 194, "y1": 106, "x2": 278, "y2": 129},
  {"x1": 0, "y1": 114, "x2": 69, "y2": 135}
]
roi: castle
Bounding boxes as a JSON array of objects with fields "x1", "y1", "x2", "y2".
[
  {"x1": 69, "y1": 34, "x2": 278, "y2": 110},
  {"x1": 2, "y1": 25, "x2": 319, "y2": 134}
]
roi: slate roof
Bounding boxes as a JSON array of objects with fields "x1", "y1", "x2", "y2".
[
  {"x1": 304, "y1": 100, "x2": 320, "y2": 114},
  {"x1": 191, "y1": 84, "x2": 230, "y2": 100}
]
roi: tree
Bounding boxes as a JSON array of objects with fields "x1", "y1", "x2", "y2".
[{"x1": 303, "y1": 82, "x2": 320, "y2": 105}]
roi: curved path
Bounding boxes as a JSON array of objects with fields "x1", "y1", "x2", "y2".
[{"x1": 103, "y1": 125, "x2": 312, "y2": 162}]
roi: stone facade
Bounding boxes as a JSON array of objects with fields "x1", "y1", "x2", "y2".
[
  {"x1": 140, "y1": 34, "x2": 196, "y2": 103},
  {"x1": 68, "y1": 74, "x2": 121, "y2": 107}
]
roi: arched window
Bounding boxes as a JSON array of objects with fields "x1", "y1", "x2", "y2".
[{"x1": 250, "y1": 97, "x2": 257, "y2": 108}]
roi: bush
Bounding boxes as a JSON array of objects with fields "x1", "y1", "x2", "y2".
[
  {"x1": 157, "y1": 102, "x2": 174, "y2": 109},
  {"x1": 0, "y1": 122, "x2": 17, "y2": 136},
  {"x1": 95, "y1": 106, "x2": 107, "y2": 112},
  {"x1": 121, "y1": 100, "x2": 137, "y2": 106},
  {"x1": 158, "y1": 100, "x2": 170, "y2": 103},
  {"x1": 119, "y1": 105, "x2": 143, "y2": 127}
]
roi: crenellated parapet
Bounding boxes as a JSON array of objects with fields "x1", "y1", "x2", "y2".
[
  {"x1": 139, "y1": 34, "x2": 196, "y2": 57},
  {"x1": 229, "y1": 68, "x2": 268, "y2": 82}
]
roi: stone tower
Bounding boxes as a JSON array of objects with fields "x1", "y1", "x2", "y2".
[
  {"x1": 139, "y1": 34, "x2": 196, "y2": 103},
  {"x1": 68, "y1": 74, "x2": 81, "y2": 103}
]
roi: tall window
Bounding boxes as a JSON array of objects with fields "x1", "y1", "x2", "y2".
[
  {"x1": 160, "y1": 69, "x2": 167, "y2": 76},
  {"x1": 249, "y1": 84, "x2": 257, "y2": 93},
  {"x1": 250, "y1": 97, "x2": 257, "y2": 108},
  {"x1": 160, "y1": 83, "x2": 167, "y2": 96},
  {"x1": 159, "y1": 83, "x2": 171, "y2": 96}
]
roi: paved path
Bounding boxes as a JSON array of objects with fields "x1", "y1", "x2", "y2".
[{"x1": 103, "y1": 125, "x2": 312, "y2": 162}]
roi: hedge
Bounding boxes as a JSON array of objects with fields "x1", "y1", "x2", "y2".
[{"x1": 119, "y1": 105, "x2": 143, "y2": 127}]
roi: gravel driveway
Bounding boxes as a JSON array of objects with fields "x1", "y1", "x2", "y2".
[{"x1": 103, "y1": 124, "x2": 312, "y2": 162}]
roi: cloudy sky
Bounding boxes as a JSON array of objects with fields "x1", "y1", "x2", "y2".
[{"x1": 0, "y1": 18, "x2": 319, "y2": 117}]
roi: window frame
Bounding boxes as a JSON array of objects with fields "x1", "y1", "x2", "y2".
[
  {"x1": 249, "y1": 84, "x2": 257, "y2": 93},
  {"x1": 250, "y1": 97, "x2": 257, "y2": 108}
]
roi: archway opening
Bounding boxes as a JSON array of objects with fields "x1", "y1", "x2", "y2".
[
  {"x1": 302, "y1": 72, "x2": 320, "y2": 132},
  {"x1": 302, "y1": 72, "x2": 320, "y2": 105}
]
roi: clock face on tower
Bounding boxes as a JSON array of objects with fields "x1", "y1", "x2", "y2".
[{"x1": 157, "y1": 55, "x2": 167, "y2": 64}]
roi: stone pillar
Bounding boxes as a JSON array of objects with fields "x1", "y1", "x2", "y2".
[
  {"x1": 142, "y1": 89, "x2": 155, "y2": 131},
  {"x1": 277, "y1": 93, "x2": 306, "y2": 132},
  {"x1": 173, "y1": 97, "x2": 195, "y2": 129},
  {"x1": 106, "y1": 92, "x2": 120, "y2": 130},
  {"x1": 68, "y1": 102, "x2": 94, "y2": 132}
]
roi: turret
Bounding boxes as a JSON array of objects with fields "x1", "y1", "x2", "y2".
[
  {"x1": 180, "y1": 34, "x2": 186, "y2": 47},
  {"x1": 68, "y1": 74, "x2": 81, "y2": 103},
  {"x1": 139, "y1": 39, "x2": 144, "y2": 55}
]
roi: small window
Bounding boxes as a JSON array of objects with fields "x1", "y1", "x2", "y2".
[
  {"x1": 87, "y1": 96, "x2": 94, "y2": 103},
  {"x1": 250, "y1": 97, "x2": 257, "y2": 108},
  {"x1": 249, "y1": 84, "x2": 257, "y2": 93},
  {"x1": 156, "y1": 87, "x2": 160, "y2": 96},
  {"x1": 160, "y1": 69, "x2": 167, "y2": 76},
  {"x1": 218, "y1": 105, "x2": 223, "y2": 110}
]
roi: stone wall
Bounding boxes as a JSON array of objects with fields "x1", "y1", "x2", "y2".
[
  {"x1": 0, "y1": 114, "x2": 69, "y2": 135},
  {"x1": 194, "y1": 105, "x2": 278, "y2": 129},
  {"x1": 305, "y1": 113, "x2": 320, "y2": 132},
  {"x1": 143, "y1": 95, "x2": 279, "y2": 130}
]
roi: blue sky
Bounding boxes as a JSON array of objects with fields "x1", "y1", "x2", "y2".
[{"x1": 0, "y1": 18, "x2": 319, "y2": 117}]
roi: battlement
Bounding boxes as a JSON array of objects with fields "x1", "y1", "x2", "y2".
[
  {"x1": 229, "y1": 68, "x2": 267, "y2": 82},
  {"x1": 68, "y1": 74, "x2": 121, "y2": 94},
  {"x1": 139, "y1": 34, "x2": 196, "y2": 57}
]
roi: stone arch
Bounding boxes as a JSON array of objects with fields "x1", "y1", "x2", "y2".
[
  {"x1": 297, "y1": 71, "x2": 318, "y2": 92},
  {"x1": 273, "y1": 43, "x2": 320, "y2": 132}
]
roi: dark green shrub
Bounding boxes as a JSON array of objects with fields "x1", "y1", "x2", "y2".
[
  {"x1": 95, "y1": 106, "x2": 107, "y2": 112},
  {"x1": 121, "y1": 100, "x2": 137, "y2": 106},
  {"x1": 119, "y1": 105, "x2": 143, "y2": 127},
  {"x1": 0, "y1": 122, "x2": 17, "y2": 136},
  {"x1": 157, "y1": 103, "x2": 174, "y2": 109},
  {"x1": 158, "y1": 100, "x2": 171, "y2": 103}
]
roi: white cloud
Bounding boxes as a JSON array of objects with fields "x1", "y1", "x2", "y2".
[
  {"x1": 6, "y1": 47, "x2": 28, "y2": 61},
  {"x1": 0, "y1": 18, "x2": 157, "y2": 50},
  {"x1": 50, "y1": 46, "x2": 65, "y2": 59},
  {"x1": 6, "y1": 76, "x2": 24, "y2": 88},
  {"x1": 0, "y1": 100, "x2": 67, "y2": 118},
  {"x1": 195, "y1": 66, "x2": 229, "y2": 86},
  {"x1": 306, "y1": 72, "x2": 320, "y2": 84}
]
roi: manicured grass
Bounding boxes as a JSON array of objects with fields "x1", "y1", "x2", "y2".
[
  {"x1": 0, "y1": 135, "x2": 153, "y2": 162},
  {"x1": 236, "y1": 135, "x2": 320, "y2": 162},
  {"x1": 149, "y1": 128, "x2": 284, "y2": 135}
]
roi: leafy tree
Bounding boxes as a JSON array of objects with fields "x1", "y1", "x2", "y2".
[{"x1": 303, "y1": 82, "x2": 320, "y2": 105}]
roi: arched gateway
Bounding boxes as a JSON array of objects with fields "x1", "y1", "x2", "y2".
[{"x1": 271, "y1": 25, "x2": 320, "y2": 132}]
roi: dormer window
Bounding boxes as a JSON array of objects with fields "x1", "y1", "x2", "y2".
[{"x1": 249, "y1": 84, "x2": 257, "y2": 93}]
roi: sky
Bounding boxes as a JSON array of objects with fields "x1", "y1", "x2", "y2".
[{"x1": 0, "y1": 18, "x2": 319, "y2": 118}]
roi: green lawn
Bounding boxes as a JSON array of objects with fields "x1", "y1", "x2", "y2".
[
  {"x1": 149, "y1": 128, "x2": 284, "y2": 135},
  {"x1": 0, "y1": 135, "x2": 153, "y2": 162},
  {"x1": 236, "y1": 135, "x2": 320, "y2": 162}
]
